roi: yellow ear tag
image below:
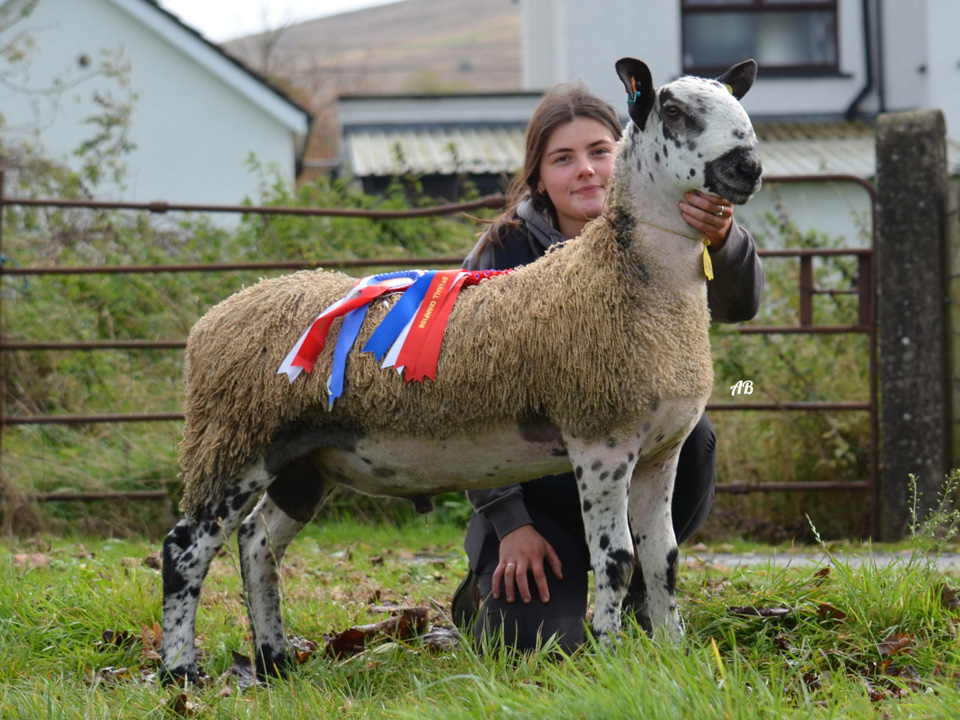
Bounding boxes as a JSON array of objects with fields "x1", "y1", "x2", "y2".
[
  {"x1": 702, "y1": 238, "x2": 714, "y2": 281},
  {"x1": 724, "y1": 83, "x2": 734, "y2": 95}
]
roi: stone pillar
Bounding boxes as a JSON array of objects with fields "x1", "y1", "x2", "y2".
[{"x1": 875, "y1": 109, "x2": 950, "y2": 539}]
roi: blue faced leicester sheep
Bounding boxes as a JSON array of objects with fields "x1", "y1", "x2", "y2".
[{"x1": 160, "y1": 58, "x2": 762, "y2": 683}]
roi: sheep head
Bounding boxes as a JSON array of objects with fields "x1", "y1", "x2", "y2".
[{"x1": 612, "y1": 58, "x2": 763, "y2": 210}]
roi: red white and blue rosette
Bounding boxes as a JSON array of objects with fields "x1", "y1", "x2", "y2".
[{"x1": 277, "y1": 268, "x2": 511, "y2": 407}]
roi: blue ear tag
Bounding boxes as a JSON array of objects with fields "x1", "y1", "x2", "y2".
[{"x1": 627, "y1": 77, "x2": 641, "y2": 105}]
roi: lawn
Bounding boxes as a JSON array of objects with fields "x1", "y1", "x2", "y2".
[{"x1": 1, "y1": 514, "x2": 958, "y2": 720}]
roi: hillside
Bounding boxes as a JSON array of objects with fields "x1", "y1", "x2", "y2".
[
  {"x1": 223, "y1": 0, "x2": 522, "y2": 102},
  {"x1": 222, "y1": 0, "x2": 522, "y2": 176}
]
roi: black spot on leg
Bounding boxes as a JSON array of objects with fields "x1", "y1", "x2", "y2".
[
  {"x1": 600, "y1": 471, "x2": 610, "y2": 481},
  {"x1": 213, "y1": 501, "x2": 230, "y2": 522},
  {"x1": 665, "y1": 547, "x2": 679, "y2": 594},
  {"x1": 605, "y1": 549, "x2": 635, "y2": 591},
  {"x1": 575, "y1": 466, "x2": 583, "y2": 480},
  {"x1": 161, "y1": 528, "x2": 191, "y2": 596},
  {"x1": 599, "y1": 534, "x2": 610, "y2": 549},
  {"x1": 612, "y1": 463, "x2": 629, "y2": 482},
  {"x1": 582, "y1": 500, "x2": 593, "y2": 513},
  {"x1": 688, "y1": 168, "x2": 696, "y2": 178},
  {"x1": 591, "y1": 460, "x2": 603, "y2": 472}
]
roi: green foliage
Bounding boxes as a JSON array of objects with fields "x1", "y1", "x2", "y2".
[
  {"x1": 706, "y1": 206, "x2": 875, "y2": 541},
  {"x1": 0, "y1": 145, "x2": 488, "y2": 533}
]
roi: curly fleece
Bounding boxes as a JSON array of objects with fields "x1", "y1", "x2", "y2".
[{"x1": 177, "y1": 212, "x2": 713, "y2": 518}]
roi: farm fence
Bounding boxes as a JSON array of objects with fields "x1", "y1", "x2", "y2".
[{"x1": 0, "y1": 171, "x2": 880, "y2": 536}]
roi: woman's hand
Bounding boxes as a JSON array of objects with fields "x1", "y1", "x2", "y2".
[
  {"x1": 679, "y1": 190, "x2": 735, "y2": 250},
  {"x1": 492, "y1": 525, "x2": 564, "y2": 603}
]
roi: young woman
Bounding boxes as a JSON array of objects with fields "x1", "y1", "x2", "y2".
[{"x1": 452, "y1": 82, "x2": 764, "y2": 652}]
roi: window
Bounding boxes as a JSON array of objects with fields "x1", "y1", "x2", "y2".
[{"x1": 682, "y1": 1, "x2": 839, "y2": 77}]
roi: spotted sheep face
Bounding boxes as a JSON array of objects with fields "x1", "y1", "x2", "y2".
[{"x1": 615, "y1": 58, "x2": 763, "y2": 205}]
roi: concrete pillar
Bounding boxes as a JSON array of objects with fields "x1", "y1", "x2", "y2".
[{"x1": 875, "y1": 109, "x2": 950, "y2": 539}]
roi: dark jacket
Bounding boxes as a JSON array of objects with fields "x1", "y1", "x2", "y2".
[{"x1": 461, "y1": 197, "x2": 765, "y2": 540}]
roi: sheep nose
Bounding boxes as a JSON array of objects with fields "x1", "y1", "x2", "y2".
[{"x1": 739, "y1": 156, "x2": 763, "y2": 183}]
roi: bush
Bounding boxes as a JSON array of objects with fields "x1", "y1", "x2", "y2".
[{"x1": 1, "y1": 150, "x2": 487, "y2": 535}]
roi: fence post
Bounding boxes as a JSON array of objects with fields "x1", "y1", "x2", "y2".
[
  {"x1": 875, "y1": 109, "x2": 950, "y2": 539},
  {"x1": 0, "y1": 168, "x2": 7, "y2": 516}
]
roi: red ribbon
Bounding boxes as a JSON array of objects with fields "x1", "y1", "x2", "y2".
[{"x1": 292, "y1": 283, "x2": 399, "y2": 373}]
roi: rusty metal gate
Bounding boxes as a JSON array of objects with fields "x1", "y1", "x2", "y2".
[{"x1": 0, "y1": 171, "x2": 879, "y2": 535}]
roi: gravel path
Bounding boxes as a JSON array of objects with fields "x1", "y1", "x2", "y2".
[{"x1": 684, "y1": 549, "x2": 960, "y2": 573}]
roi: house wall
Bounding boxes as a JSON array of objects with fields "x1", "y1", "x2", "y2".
[
  {"x1": 522, "y1": 0, "x2": 960, "y2": 141},
  {"x1": 522, "y1": 0, "x2": 871, "y2": 119},
  {"x1": 0, "y1": 0, "x2": 304, "y2": 208},
  {"x1": 922, "y1": 0, "x2": 960, "y2": 141}
]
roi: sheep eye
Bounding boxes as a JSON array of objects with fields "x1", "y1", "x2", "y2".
[{"x1": 663, "y1": 105, "x2": 681, "y2": 119}]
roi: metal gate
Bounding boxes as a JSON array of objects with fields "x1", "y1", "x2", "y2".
[{"x1": 0, "y1": 171, "x2": 879, "y2": 535}]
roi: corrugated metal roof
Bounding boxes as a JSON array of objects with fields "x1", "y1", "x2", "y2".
[
  {"x1": 757, "y1": 120, "x2": 960, "y2": 177},
  {"x1": 342, "y1": 121, "x2": 960, "y2": 179},
  {"x1": 343, "y1": 127, "x2": 526, "y2": 177}
]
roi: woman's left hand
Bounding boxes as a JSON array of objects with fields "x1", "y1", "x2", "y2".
[{"x1": 679, "y1": 191, "x2": 734, "y2": 251}]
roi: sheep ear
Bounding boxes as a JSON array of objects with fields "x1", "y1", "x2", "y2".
[
  {"x1": 716, "y1": 59, "x2": 758, "y2": 100},
  {"x1": 615, "y1": 57, "x2": 655, "y2": 131}
]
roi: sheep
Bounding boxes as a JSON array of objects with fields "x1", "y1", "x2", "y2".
[{"x1": 160, "y1": 57, "x2": 763, "y2": 684}]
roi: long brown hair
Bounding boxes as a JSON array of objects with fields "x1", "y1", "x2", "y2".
[{"x1": 482, "y1": 82, "x2": 623, "y2": 248}]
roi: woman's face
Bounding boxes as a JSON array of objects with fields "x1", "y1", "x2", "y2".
[{"x1": 538, "y1": 117, "x2": 617, "y2": 239}]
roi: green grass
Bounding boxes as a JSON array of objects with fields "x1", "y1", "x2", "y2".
[{"x1": 1, "y1": 516, "x2": 958, "y2": 719}]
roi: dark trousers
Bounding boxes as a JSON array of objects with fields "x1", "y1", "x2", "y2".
[{"x1": 465, "y1": 413, "x2": 717, "y2": 652}]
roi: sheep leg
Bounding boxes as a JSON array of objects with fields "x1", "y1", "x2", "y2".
[
  {"x1": 238, "y1": 493, "x2": 319, "y2": 679},
  {"x1": 160, "y1": 467, "x2": 269, "y2": 684},
  {"x1": 567, "y1": 437, "x2": 640, "y2": 641},
  {"x1": 628, "y1": 452, "x2": 683, "y2": 639}
]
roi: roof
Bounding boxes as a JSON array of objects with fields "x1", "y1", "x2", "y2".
[
  {"x1": 341, "y1": 118, "x2": 960, "y2": 180},
  {"x1": 116, "y1": 0, "x2": 311, "y2": 136},
  {"x1": 344, "y1": 126, "x2": 526, "y2": 177},
  {"x1": 755, "y1": 120, "x2": 960, "y2": 177}
]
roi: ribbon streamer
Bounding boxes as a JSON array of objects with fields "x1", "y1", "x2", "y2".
[{"x1": 278, "y1": 268, "x2": 513, "y2": 406}]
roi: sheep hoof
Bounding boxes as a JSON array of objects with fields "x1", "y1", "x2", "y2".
[
  {"x1": 158, "y1": 664, "x2": 199, "y2": 687},
  {"x1": 256, "y1": 650, "x2": 294, "y2": 681}
]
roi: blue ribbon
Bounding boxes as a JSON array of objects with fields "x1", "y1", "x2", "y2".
[
  {"x1": 326, "y1": 270, "x2": 424, "y2": 407},
  {"x1": 327, "y1": 304, "x2": 369, "y2": 408},
  {"x1": 362, "y1": 270, "x2": 437, "y2": 361}
]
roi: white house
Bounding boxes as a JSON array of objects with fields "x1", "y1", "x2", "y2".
[
  {"x1": 338, "y1": 0, "x2": 960, "y2": 244},
  {"x1": 0, "y1": 0, "x2": 310, "y2": 210},
  {"x1": 520, "y1": 0, "x2": 960, "y2": 243}
]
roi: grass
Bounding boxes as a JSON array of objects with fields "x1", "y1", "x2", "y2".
[{"x1": 1, "y1": 514, "x2": 958, "y2": 720}]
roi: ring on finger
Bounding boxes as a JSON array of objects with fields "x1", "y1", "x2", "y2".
[{"x1": 716, "y1": 206, "x2": 725, "y2": 217}]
